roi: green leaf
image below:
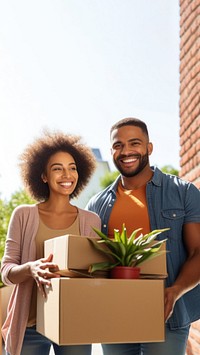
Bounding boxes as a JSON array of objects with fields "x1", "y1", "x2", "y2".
[
  {"x1": 88, "y1": 261, "x2": 118, "y2": 273},
  {"x1": 92, "y1": 227, "x2": 109, "y2": 241},
  {"x1": 119, "y1": 223, "x2": 127, "y2": 245},
  {"x1": 128, "y1": 228, "x2": 143, "y2": 245},
  {"x1": 89, "y1": 224, "x2": 170, "y2": 273},
  {"x1": 136, "y1": 250, "x2": 167, "y2": 266},
  {"x1": 88, "y1": 238, "x2": 123, "y2": 264},
  {"x1": 113, "y1": 229, "x2": 120, "y2": 242}
]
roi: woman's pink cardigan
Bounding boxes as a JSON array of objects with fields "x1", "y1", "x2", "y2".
[{"x1": 1, "y1": 204, "x2": 101, "y2": 355}]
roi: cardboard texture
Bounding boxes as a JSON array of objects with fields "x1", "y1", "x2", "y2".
[
  {"x1": 44, "y1": 234, "x2": 167, "y2": 277},
  {"x1": 45, "y1": 235, "x2": 108, "y2": 273},
  {"x1": 37, "y1": 278, "x2": 165, "y2": 345}
]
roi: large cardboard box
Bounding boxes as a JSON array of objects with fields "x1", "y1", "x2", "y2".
[
  {"x1": 37, "y1": 278, "x2": 165, "y2": 345},
  {"x1": 44, "y1": 234, "x2": 167, "y2": 278}
]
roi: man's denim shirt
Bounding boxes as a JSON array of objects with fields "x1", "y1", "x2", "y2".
[{"x1": 86, "y1": 166, "x2": 200, "y2": 329}]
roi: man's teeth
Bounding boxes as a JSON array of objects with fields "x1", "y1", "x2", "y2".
[{"x1": 122, "y1": 158, "x2": 137, "y2": 163}]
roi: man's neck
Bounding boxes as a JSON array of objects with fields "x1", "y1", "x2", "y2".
[{"x1": 121, "y1": 167, "x2": 153, "y2": 190}]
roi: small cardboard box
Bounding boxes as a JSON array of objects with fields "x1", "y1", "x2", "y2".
[
  {"x1": 44, "y1": 234, "x2": 167, "y2": 277},
  {"x1": 37, "y1": 278, "x2": 165, "y2": 345},
  {"x1": 44, "y1": 234, "x2": 108, "y2": 277}
]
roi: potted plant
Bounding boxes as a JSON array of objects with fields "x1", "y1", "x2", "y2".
[{"x1": 88, "y1": 224, "x2": 169, "y2": 279}]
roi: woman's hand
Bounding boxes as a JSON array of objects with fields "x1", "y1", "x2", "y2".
[{"x1": 29, "y1": 254, "x2": 60, "y2": 297}]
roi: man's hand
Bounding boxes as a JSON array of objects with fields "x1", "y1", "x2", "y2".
[{"x1": 164, "y1": 285, "x2": 181, "y2": 321}]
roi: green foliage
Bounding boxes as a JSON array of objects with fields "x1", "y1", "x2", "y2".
[
  {"x1": 0, "y1": 200, "x2": 7, "y2": 269},
  {"x1": 100, "y1": 170, "x2": 120, "y2": 189},
  {"x1": 160, "y1": 165, "x2": 179, "y2": 176},
  {"x1": 88, "y1": 224, "x2": 169, "y2": 273},
  {"x1": 0, "y1": 189, "x2": 35, "y2": 287}
]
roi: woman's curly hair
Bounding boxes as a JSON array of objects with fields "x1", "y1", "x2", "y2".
[{"x1": 19, "y1": 130, "x2": 97, "y2": 201}]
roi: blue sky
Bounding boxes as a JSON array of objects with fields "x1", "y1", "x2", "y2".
[{"x1": 0, "y1": 0, "x2": 180, "y2": 200}]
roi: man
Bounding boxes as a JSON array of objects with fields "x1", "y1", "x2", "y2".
[{"x1": 86, "y1": 117, "x2": 200, "y2": 355}]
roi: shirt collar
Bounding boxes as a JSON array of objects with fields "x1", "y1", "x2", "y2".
[{"x1": 110, "y1": 165, "x2": 163, "y2": 193}]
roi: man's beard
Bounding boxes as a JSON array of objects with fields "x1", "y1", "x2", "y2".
[{"x1": 113, "y1": 151, "x2": 149, "y2": 178}]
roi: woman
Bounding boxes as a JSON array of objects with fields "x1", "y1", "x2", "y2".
[{"x1": 1, "y1": 130, "x2": 101, "y2": 355}]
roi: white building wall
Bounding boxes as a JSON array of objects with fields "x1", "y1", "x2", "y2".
[{"x1": 71, "y1": 160, "x2": 110, "y2": 209}]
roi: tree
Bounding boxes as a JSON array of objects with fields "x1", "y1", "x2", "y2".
[
  {"x1": 0, "y1": 189, "x2": 35, "y2": 287},
  {"x1": 100, "y1": 171, "x2": 120, "y2": 189},
  {"x1": 161, "y1": 165, "x2": 179, "y2": 176}
]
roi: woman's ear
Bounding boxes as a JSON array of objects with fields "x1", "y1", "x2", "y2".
[{"x1": 41, "y1": 173, "x2": 47, "y2": 183}]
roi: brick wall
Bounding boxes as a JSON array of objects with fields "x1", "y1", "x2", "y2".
[
  {"x1": 179, "y1": 0, "x2": 200, "y2": 188},
  {"x1": 179, "y1": 0, "x2": 200, "y2": 354}
]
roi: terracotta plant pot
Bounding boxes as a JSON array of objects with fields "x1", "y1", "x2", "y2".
[{"x1": 110, "y1": 266, "x2": 140, "y2": 279}]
